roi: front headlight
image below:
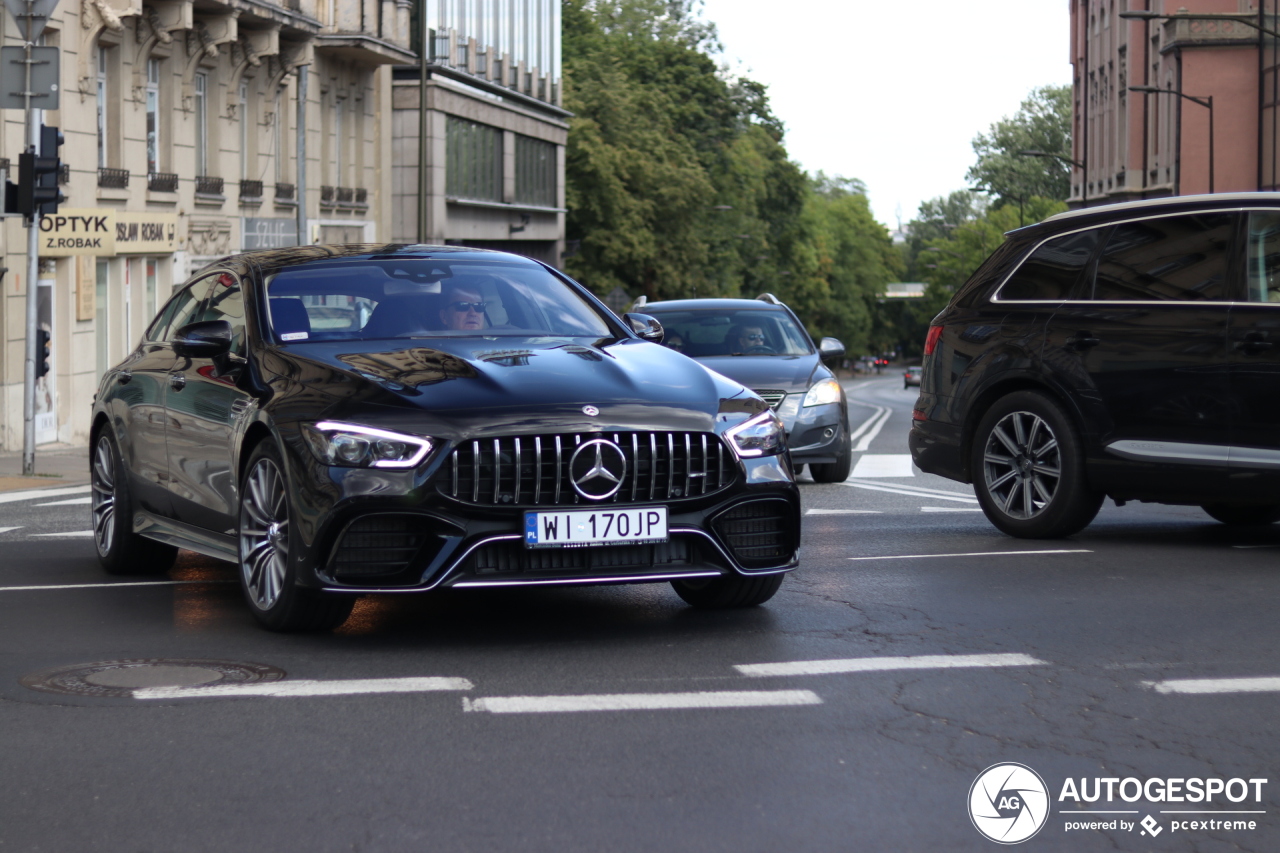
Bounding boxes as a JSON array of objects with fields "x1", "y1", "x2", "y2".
[
  {"x1": 724, "y1": 410, "x2": 785, "y2": 458},
  {"x1": 802, "y1": 378, "x2": 842, "y2": 407},
  {"x1": 302, "y1": 421, "x2": 434, "y2": 469}
]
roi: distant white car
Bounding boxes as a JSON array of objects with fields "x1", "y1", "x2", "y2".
[{"x1": 904, "y1": 365, "x2": 923, "y2": 389}]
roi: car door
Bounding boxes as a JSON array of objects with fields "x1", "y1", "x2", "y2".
[
  {"x1": 1226, "y1": 208, "x2": 1280, "y2": 496},
  {"x1": 1042, "y1": 211, "x2": 1237, "y2": 495},
  {"x1": 164, "y1": 271, "x2": 253, "y2": 535}
]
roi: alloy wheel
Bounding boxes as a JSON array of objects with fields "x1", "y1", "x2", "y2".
[
  {"x1": 239, "y1": 457, "x2": 289, "y2": 609},
  {"x1": 981, "y1": 410, "x2": 1061, "y2": 520},
  {"x1": 90, "y1": 435, "x2": 116, "y2": 556}
]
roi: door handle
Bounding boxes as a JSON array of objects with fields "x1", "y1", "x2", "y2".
[
  {"x1": 169, "y1": 373, "x2": 186, "y2": 391},
  {"x1": 116, "y1": 370, "x2": 132, "y2": 385},
  {"x1": 1066, "y1": 331, "x2": 1100, "y2": 350},
  {"x1": 1235, "y1": 332, "x2": 1274, "y2": 355}
]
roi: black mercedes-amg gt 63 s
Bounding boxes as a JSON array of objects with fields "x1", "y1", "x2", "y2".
[{"x1": 90, "y1": 245, "x2": 800, "y2": 631}]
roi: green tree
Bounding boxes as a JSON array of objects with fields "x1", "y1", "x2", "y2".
[{"x1": 966, "y1": 85, "x2": 1072, "y2": 206}]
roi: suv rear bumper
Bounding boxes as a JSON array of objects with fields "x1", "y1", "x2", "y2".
[{"x1": 909, "y1": 417, "x2": 966, "y2": 483}]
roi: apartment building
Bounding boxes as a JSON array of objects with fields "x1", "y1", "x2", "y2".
[{"x1": 1, "y1": 0, "x2": 415, "y2": 450}]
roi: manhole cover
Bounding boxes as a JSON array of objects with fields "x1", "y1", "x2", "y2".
[{"x1": 20, "y1": 659, "x2": 287, "y2": 699}]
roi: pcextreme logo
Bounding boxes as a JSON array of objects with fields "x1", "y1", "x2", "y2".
[{"x1": 968, "y1": 763, "x2": 1050, "y2": 844}]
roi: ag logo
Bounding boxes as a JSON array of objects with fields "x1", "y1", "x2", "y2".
[{"x1": 968, "y1": 763, "x2": 1049, "y2": 844}]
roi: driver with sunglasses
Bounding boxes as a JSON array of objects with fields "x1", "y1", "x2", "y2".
[
  {"x1": 439, "y1": 286, "x2": 489, "y2": 331},
  {"x1": 728, "y1": 323, "x2": 770, "y2": 354}
]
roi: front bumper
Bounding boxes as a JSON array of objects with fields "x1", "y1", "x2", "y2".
[
  {"x1": 783, "y1": 401, "x2": 845, "y2": 464},
  {"x1": 285, "y1": 442, "x2": 801, "y2": 592}
]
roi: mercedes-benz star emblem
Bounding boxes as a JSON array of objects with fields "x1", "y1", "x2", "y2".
[
  {"x1": 582, "y1": 405, "x2": 599, "y2": 417},
  {"x1": 569, "y1": 439, "x2": 627, "y2": 500}
]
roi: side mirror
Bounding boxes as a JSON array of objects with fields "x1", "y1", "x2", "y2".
[
  {"x1": 173, "y1": 320, "x2": 233, "y2": 359},
  {"x1": 819, "y1": 337, "x2": 845, "y2": 361},
  {"x1": 623, "y1": 312, "x2": 665, "y2": 343}
]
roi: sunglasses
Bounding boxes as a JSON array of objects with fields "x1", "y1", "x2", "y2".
[
  {"x1": 742, "y1": 333, "x2": 765, "y2": 341},
  {"x1": 448, "y1": 301, "x2": 489, "y2": 313}
]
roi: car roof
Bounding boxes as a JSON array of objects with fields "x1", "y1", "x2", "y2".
[
  {"x1": 642, "y1": 298, "x2": 790, "y2": 312},
  {"x1": 201, "y1": 244, "x2": 547, "y2": 278},
  {"x1": 1010, "y1": 192, "x2": 1280, "y2": 239}
]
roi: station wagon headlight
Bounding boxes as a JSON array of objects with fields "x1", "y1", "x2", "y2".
[
  {"x1": 302, "y1": 422, "x2": 434, "y2": 468},
  {"x1": 802, "y1": 378, "x2": 842, "y2": 407},
  {"x1": 724, "y1": 410, "x2": 785, "y2": 458}
]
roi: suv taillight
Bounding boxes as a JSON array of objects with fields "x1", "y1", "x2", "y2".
[{"x1": 923, "y1": 325, "x2": 944, "y2": 356}]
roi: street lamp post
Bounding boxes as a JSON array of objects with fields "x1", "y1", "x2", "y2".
[
  {"x1": 1119, "y1": 10, "x2": 1280, "y2": 41},
  {"x1": 1129, "y1": 86, "x2": 1214, "y2": 195}
]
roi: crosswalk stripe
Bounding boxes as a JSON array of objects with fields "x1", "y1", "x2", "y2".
[
  {"x1": 734, "y1": 653, "x2": 1047, "y2": 678},
  {"x1": 135, "y1": 677, "x2": 475, "y2": 700},
  {"x1": 1144, "y1": 677, "x2": 1280, "y2": 695},
  {"x1": 465, "y1": 690, "x2": 822, "y2": 714}
]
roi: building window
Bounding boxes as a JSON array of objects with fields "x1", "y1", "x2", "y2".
[
  {"x1": 146, "y1": 59, "x2": 160, "y2": 174},
  {"x1": 515, "y1": 135, "x2": 555, "y2": 207},
  {"x1": 446, "y1": 117, "x2": 502, "y2": 202},
  {"x1": 194, "y1": 72, "x2": 208, "y2": 175},
  {"x1": 145, "y1": 257, "x2": 158, "y2": 320},
  {"x1": 96, "y1": 47, "x2": 109, "y2": 169}
]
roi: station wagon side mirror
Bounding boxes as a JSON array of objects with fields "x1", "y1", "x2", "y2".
[
  {"x1": 173, "y1": 320, "x2": 233, "y2": 359},
  {"x1": 623, "y1": 313, "x2": 665, "y2": 343},
  {"x1": 819, "y1": 337, "x2": 845, "y2": 361}
]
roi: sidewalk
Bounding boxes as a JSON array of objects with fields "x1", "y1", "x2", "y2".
[{"x1": 0, "y1": 443, "x2": 89, "y2": 492}]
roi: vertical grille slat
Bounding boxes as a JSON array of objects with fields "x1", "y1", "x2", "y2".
[{"x1": 441, "y1": 431, "x2": 734, "y2": 506}]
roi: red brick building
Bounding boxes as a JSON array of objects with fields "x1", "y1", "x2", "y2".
[{"x1": 1071, "y1": 1, "x2": 1280, "y2": 205}]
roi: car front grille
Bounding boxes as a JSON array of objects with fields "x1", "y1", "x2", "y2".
[
  {"x1": 713, "y1": 499, "x2": 796, "y2": 569},
  {"x1": 440, "y1": 431, "x2": 735, "y2": 507},
  {"x1": 754, "y1": 390, "x2": 786, "y2": 410}
]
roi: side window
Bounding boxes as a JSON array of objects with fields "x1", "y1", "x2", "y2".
[
  {"x1": 1246, "y1": 211, "x2": 1280, "y2": 302},
  {"x1": 998, "y1": 229, "x2": 1100, "y2": 301},
  {"x1": 1093, "y1": 213, "x2": 1234, "y2": 301},
  {"x1": 197, "y1": 272, "x2": 246, "y2": 355},
  {"x1": 149, "y1": 282, "x2": 205, "y2": 342}
]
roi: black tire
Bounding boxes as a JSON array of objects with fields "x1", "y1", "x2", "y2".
[
  {"x1": 1201, "y1": 504, "x2": 1280, "y2": 526},
  {"x1": 672, "y1": 573, "x2": 784, "y2": 608},
  {"x1": 238, "y1": 441, "x2": 355, "y2": 632},
  {"x1": 91, "y1": 429, "x2": 178, "y2": 575},
  {"x1": 970, "y1": 390, "x2": 1103, "y2": 539},
  {"x1": 810, "y1": 431, "x2": 853, "y2": 483}
]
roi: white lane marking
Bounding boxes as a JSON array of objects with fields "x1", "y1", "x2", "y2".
[
  {"x1": 0, "y1": 485, "x2": 91, "y2": 504},
  {"x1": 847, "y1": 479, "x2": 976, "y2": 499},
  {"x1": 35, "y1": 497, "x2": 92, "y2": 507},
  {"x1": 30, "y1": 530, "x2": 94, "y2": 538},
  {"x1": 845, "y1": 404, "x2": 888, "y2": 445},
  {"x1": 805, "y1": 509, "x2": 881, "y2": 515},
  {"x1": 852, "y1": 407, "x2": 892, "y2": 452},
  {"x1": 0, "y1": 580, "x2": 236, "y2": 592},
  {"x1": 1144, "y1": 676, "x2": 1280, "y2": 695},
  {"x1": 921, "y1": 506, "x2": 985, "y2": 513},
  {"x1": 848, "y1": 549, "x2": 1091, "y2": 562},
  {"x1": 136, "y1": 676, "x2": 475, "y2": 700},
  {"x1": 735, "y1": 653, "x2": 1047, "y2": 678},
  {"x1": 850, "y1": 454, "x2": 915, "y2": 478},
  {"x1": 464, "y1": 690, "x2": 823, "y2": 714},
  {"x1": 840, "y1": 480, "x2": 979, "y2": 503},
  {"x1": 0, "y1": 526, "x2": 22, "y2": 534}
]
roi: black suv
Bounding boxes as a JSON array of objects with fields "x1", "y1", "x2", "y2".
[
  {"x1": 639, "y1": 295, "x2": 852, "y2": 481},
  {"x1": 910, "y1": 193, "x2": 1280, "y2": 537}
]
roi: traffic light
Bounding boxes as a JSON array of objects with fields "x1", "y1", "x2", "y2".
[
  {"x1": 35, "y1": 328, "x2": 49, "y2": 378},
  {"x1": 17, "y1": 124, "x2": 63, "y2": 219}
]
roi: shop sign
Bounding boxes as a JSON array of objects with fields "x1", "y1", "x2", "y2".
[
  {"x1": 242, "y1": 217, "x2": 298, "y2": 250},
  {"x1": 116, "y1": 211, "x2": 178, "y2": 254},
  {"x1": 38, "y1": 208, "x2": 115, "y2": 256}
]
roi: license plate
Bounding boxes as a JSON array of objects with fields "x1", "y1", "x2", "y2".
[{"x1": 524, "y1": 507, "x2": 668, "y2": 549}]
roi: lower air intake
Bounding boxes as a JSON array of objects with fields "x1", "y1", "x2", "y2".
[
  {"x1": 331, "y1": 515, "x2": 429, "y2": 577},
  {"x1": 713, "y1": 499, "x2": 796, "y2": 569}
]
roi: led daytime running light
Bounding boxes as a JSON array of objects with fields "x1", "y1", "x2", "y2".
[
  {"x1": 724, "y1": 410, "x2": 784, "y2": 458},
  {"x1": 307, "y1": 421, "x2": 434, "y2": 469}
]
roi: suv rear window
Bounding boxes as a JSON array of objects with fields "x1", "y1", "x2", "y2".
[
  {"x1": 998, "y1": 229, "x2": 1099, "y2": 301},
  {"x1": 1093, "y1": 213, "x2": 1233, "y2": 301}
]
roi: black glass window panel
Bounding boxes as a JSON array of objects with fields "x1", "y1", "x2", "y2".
[
  {"x1": 1000, "y1": 228, "x2": 1099, "y2": 300},
  {"x1": 1093, "y1": 213, "x2": 1233, "y2": 301}
]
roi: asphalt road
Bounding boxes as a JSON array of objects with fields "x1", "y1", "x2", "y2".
[{"x1": 2, "y1": 375, "x2": 1278, "y2": 851}]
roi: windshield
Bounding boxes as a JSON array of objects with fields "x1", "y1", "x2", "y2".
[
  {"x1": 264, "y1": 259, "x2": 614, "y2": 342},
  {"x1": 646, "y1": 309, "x2": 814, "y2": 357}
]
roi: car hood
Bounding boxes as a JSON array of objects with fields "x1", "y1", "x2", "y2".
[
  {"x1": 694, "y1": 354, "x2": 821, "y2": 394},
  {"x1": 265, "y1": 336, "x2": 760, "y2": 438}
]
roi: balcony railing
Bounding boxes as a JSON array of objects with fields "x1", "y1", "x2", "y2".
[
  {"x1": 354, "y1": 187, "x2": 368, "y2": 206},
  {"x1": 239, "y1": 179, "x2": 263, "y2": 201},
  {"x1": 275, "y1": 182, "x2": 295, "y2": 201},
  {"x1": 98, "y1": 168, "x2": 129, "y2": 189},
  {"x1": 148, "y1": 172, "x2": 178, "y2": 192},
  {"x1": 336, "y1": 186, "x2": 354, "y2": 204},
  {"x1": 195, "y1": 175, "x2": 224, "y2": 196},
  {"x1": 320, "y1": 185, "x2": 335, "y2": 204}
]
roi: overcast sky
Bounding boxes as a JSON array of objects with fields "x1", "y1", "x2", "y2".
[{"x1": 698, "y1": 0, "x2": 1073, "y2": 229}]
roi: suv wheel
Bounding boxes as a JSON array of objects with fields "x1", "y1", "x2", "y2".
[{"x1": 971, "y1": 391, "x2": 1102, "y2": 538}]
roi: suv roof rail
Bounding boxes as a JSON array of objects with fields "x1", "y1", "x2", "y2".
[
  {"x1": 628, "y1": 295, "x2": 647, "y2": 312},
  {"x1": 755, "y1": 292, "x2": 783, "y2": 305}
]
